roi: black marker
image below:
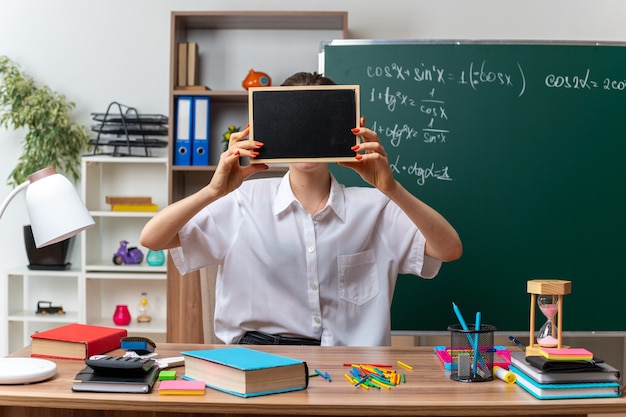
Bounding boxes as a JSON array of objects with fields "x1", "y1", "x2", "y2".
[{"x1": 509, "y1": 336, "x2": 526, "y2": 352}]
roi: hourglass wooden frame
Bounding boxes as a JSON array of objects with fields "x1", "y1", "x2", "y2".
[{"x1": 527, "y1": 279, "x2": 572, "y2": 356}]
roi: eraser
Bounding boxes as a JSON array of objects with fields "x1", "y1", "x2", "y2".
[{"x1": 159, "y1": 370, "x2": 177, "y2": 380}]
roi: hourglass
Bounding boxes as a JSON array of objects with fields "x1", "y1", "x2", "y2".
[
  {"x1": 537, "y1": 294, "x2": 558, "y2": 347},
  {"x1": 527, "y1": 279, "x2": 571, "y2": 356}
]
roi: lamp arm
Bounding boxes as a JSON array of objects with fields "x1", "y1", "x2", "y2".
[{"x1": 0, "y1": 180, "x2": 30, "y2": 221}]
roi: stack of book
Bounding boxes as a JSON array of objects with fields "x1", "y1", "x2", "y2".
[
  {"x1": 176, "y1": 42, "x2": 208, "y2": 90},
  {"x1": 509, "y1": 350, "x2": 622, "y2": 399},
  {"x1": 106, "y1": 196, "x2": 158, "y2": 212}
]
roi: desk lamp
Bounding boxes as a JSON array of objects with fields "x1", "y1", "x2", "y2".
[
  {"x1": 527, "y1": 279, "x2": 572, "y2": 356},
  {"x1": 0, "y1": 166, "x2": 94, "y2": 247},
  {"x1": 0, "y1": 166, "x2": 94, "y2": 384}
]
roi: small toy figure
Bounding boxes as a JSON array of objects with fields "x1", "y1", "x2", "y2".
[
  {"x1": 242, "y1": 69, "x2": 271, "y2": 90},
  {"x1": 112, "y1": 240, "x2": 144, "y2": 265},
  {"x1": 36, "y1": 301, "x2": 65, "y2": 315}
]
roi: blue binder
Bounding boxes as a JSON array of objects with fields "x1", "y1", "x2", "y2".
[
  {"x1": 174, "y1": 96, "x2": 192, "y2": 166},
  {"x1": 192, "y1": 96, "x2": 210, "y2": 165}
]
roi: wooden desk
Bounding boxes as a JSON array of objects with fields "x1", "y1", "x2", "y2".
[{"x1": 0, "y1": 344, "x2": 624, "y2": 417}]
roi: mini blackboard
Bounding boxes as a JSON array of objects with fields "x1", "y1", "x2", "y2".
[{"x1": 248, "y1": 85, "x2": 360, "y2": 163}]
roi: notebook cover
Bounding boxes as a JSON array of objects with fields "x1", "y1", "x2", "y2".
[
  {"x1": 72, "y1": 364, "x2": 159, "y2": 393},
  {"x1": 181, "y1": 347, "x2": 304, "y2": 371},
  {"x1": 525, "y1": 355, "x2": 601, "y2": 372}
]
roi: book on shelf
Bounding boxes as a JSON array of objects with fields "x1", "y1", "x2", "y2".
[
  {"x1": 111, "y1": 203, "x2": 159, "y2": 212},
  {"x1": 31, "y1": 323, "x2": 127, "y2": 360},
  {"x1": 510, "y1": 352, "x2": 621, "y2": 384},
  {"x1": 72, "y1": 364, "x2": 160, "y2": 394},
  {"x1": 511, "y1": 365, "x2": 622, "y2": 400},
  {"x1": 187, "y1": 42, "x2": 199, "y2": 86},
  {"x1": 181, "y1": 346, "x2": 309, "y2": 397},
  {"x1": 105, "y1": 196, "x2": 153, "y2": 205},
  {"x1": 158, "y1": 379, "x2": 206, "y2": 395},
  {"x1": 178, "y1": 85, "x2": 210, "y2": 91},
  {"x1": 177, "y1": 42, "x2": 188, "y2": 87}
]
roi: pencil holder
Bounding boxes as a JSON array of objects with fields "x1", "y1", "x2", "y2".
[{"x1": 447, "y1": 324, "x2": 496, "y2": 382}]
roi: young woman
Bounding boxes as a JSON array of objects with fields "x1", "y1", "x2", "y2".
[{"x1": 140, "y1": 72, "x2": 462, "y2": 346}]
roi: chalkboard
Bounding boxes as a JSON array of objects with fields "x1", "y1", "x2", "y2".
[
  {"x1": 323, "y1": 40, "x2": 626, "y2": 332},
  {"x1": 249, "y1": 86, "x2": 360, "y2": 163}
]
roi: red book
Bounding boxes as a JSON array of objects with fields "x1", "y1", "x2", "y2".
[{"x1": 30, "y1": 323, "x2": 127, "y2": 360}]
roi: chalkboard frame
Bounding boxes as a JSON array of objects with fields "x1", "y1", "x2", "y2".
[{"x1": 248, "y1": 85, "x2": 360, "y2": 164}]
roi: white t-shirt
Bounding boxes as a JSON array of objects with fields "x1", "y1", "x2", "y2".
[{"x1": 171, "y1": 172, "x2": 441, "y2": 346}]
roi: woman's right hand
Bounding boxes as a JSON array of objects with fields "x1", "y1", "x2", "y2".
[{"x1": 208, "y1": 125, "x2": 268, "y2": 197}]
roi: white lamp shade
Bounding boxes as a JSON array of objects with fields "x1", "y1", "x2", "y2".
[{"x1": 25, "y1": 168, "x2": 95, "y2": 247}]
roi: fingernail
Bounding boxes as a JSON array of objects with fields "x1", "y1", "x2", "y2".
[
  {"x1": 351, "y1": 128, "x2": 360, "y2": 133},
  {"x1": 234, "y1": 150, "x2": 240, "y2": 156},
  {"x1": 255, "y1": 142, "x2": 264, "y2": 147},
  {"x1": 355, "y1": 155, "x2": 363, "y2": 160},
  {"x1": 245, "y1": 123, "x2": 250, "y2": 129},
  {"x1": 351, "y1": 145, "x2": 360, "y2": 151},
  {"x1": 251, "y1": 151, "x2": 259, "y2": 157}
]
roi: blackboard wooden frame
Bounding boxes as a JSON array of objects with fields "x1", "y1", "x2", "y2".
[{"x1": 248, "y1": 85, "x2": 360, "y2": 164}]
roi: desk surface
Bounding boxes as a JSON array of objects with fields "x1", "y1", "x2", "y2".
[{"x1": 0, "y1": 344, "x2": 624, "y2": 417}]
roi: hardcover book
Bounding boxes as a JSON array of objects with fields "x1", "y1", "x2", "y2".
[
  {"x1": 30, "y1": 323, "x2": 127, "y2": 360},
  {"x1": 511, "y1": 365, "x2": 622, "y2": 400},
  {"x1": 181, "y1": 347, "x2": 308, "y2": 397},
  {"x1": 510, "y1": 352, "x2": 621, "y2": 383},
  {"x1": 72, "y1": 364, "x2": 160, "y2": 393}
]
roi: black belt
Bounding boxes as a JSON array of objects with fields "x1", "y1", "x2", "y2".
[{"x1": 238, "y1": 331, "x2": 321, "y2": 346}]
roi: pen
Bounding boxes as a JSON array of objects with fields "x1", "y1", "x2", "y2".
[
  {"x1": 472, "y1": 311, "x2": 481, "y2": 377},
  {"x1": 508, "y1": 336, "x2": 526, "y2": 352}
]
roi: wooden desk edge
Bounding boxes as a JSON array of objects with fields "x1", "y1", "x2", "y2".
[{"x1": 1, "y1": 344, "x2": 624, "y2": 417}]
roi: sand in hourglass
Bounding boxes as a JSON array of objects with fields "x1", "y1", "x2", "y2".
[{"x1": 537, "y1": 302, "x2": 558, "y2": 347}]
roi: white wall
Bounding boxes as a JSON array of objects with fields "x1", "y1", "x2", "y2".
[{"x1": 1, "y1": 0, "x2": 626, "y2": 269}]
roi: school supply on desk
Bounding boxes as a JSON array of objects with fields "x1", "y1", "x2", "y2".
[
  {"x1": 85, "y1": 355, "x2": 156, "y2": 376},
  {"x1": 512, "y1": 366, "x2": 621, "y2": 400},
  {"x1": 120, "y1": 336, "x2": 156, "y2": 355},
  {"x1": 434, "y1": 345, "x2": 511, "y2": 371},
  {"x1": 158, "y1": 370, "x2": 176, "y2": 380},
  {"x1": 158, "y1": 379, "x2": 206, "y2": 395},
  {"x1": 30, "y1": 323, "x2": 127, "y2": 360},
  {"x1": 525, "y1": 354, "x2": 603, "y2": 373},
  {"x1": 72, "y1": 362, "x2": 160, "y2": 393},
  {"x1": 509, "y1": 336, "x2": 527, "y2": 352},
  {"x1": 344, "y1": 363, "x2": 407, "y2": 390},
  {"x1": 448, "y1": 302, "x2": 496, "y2": 382},
  {"x1": 493, "y1": 365, "x2": 517, "y2": 384},
  {"x1": 180, "y1": 347, "x2": 308, "y2": 398},
  {"x1": 540, "y1": 347, "x2": 593, "y2": 361},
  {"x1": 509, "y1": 352, "x2": 620, "y2": 383}
]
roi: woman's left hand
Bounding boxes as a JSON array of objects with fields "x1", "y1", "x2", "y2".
[{"x1": 338, "y1": 117, "x2": 397, "y2": 193}]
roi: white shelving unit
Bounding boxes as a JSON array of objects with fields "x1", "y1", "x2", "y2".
[
  {"x1": 81, "y1": 155, "x2": 168, "y2": 340},
  {"x1": 1, "y1": 155, "x2": 168, "y2": 357},
  {"x1": 2, "y1": 268, "x2": 83, "y2": 356}
]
